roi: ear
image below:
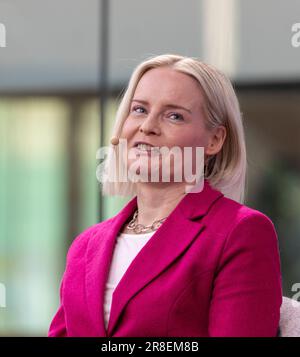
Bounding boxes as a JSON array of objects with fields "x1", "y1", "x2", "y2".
[{"x1": 205, "y1": 125, "x2": 227, "y2": 156}]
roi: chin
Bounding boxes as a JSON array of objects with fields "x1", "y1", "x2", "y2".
[{"x1": 126, "y1": 160, "x2": 162, "y2": 183}]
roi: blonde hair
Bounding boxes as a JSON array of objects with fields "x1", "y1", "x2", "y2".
[{"x1": 101, "y1": 54, "x2": 247, "y2": 204}]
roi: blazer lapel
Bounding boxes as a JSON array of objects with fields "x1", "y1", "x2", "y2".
[
  {"x1": 107, "y1": 212, "x2": 206, "y2": 336},
  {"x1": 85, "y1": 179, "x2": 223, "y2": 336},
  {"x1": 85, "y1": 196, "x2": 138, "y2": 336}
]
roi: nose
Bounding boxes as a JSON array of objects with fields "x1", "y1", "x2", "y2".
[{"x1": 139, "y1": 113, "x2": 161, "y2": 135}]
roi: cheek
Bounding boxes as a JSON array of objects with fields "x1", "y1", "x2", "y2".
[
  {"x1": 175, "y1": 131, "x2": 208, "y2": 149},
  {"x1": 173, "y1": 132, "x2": 208, "y2": 171},
  {"x1": 121, "y1": 119, "x2": 136, "y2": 138}
]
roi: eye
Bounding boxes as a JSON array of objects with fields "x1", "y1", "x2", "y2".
[
  {"x1": 132, "y1": 105, "x2": 146, "y2": 114},
  {"x1": 168, "y1": 112, "x2": 184, "y2": 122}
]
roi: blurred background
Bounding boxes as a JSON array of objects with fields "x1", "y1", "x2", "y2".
[{"x1": 0, "y1": 0, "x2": 299, "y2": 336}]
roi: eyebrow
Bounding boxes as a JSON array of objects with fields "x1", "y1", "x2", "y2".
[{"x1": 131, "y1": 99, "x2": 192, "y2": 114}]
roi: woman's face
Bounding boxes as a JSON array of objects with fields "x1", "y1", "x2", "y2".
[{"x1": 120, "y1": 66, "x2": 224, "y2": 185}]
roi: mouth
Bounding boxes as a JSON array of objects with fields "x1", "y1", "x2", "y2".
[{"x1": 133, "y1": 141, "x2": 160, "y2": 154}]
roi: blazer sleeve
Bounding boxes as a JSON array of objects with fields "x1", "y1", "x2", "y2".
[
  {"x1": 48, "y1": 272, "x2": 67, "y2": 337},
  {"x1": 47, "y1": 223, "x2": 98, "y2": 337},
  {"x1": 208, "y1": 212, "x2": 283, "y2": 337}
]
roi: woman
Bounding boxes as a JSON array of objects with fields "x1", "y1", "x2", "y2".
[{"x1": 48, "y1": 54, "x2": 282, "y2": 337}]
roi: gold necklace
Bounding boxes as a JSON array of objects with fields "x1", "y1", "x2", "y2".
[{"x1": 126, "y1": 209, "x2": 168, "y2": 234}]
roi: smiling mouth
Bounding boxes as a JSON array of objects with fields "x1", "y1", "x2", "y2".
[{"x1": 134, "y1": 143, "x2": 160, "y2": 153}]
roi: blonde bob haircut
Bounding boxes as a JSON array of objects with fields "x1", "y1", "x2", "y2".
[{"x1": 101, "y1": 54, "x2": 247, "y2": 204}]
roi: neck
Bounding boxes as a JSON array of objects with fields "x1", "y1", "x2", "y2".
[{"x1": 135, "y1": 182, "x2": 187, "y2": 226}]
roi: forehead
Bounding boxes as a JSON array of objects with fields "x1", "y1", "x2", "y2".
[{"x1": 133, "y1": 67, "x2": 204, "y2": 109}]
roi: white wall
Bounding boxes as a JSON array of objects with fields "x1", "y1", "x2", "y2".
[
  {"x1": 0, "y1": 0, "x2": 299, "y2": 91},
  {"x1": 238, "y1": 0, "x2": 300, "y2": 81},
  {"x1": 0, "y1": 0, "x2": 99, "y2": 91}
]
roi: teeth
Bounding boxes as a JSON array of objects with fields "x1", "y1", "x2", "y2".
[
  {"x1": 137, "y1": 143, "x2": 152, "y2": 150},
  {"x1": 137, "y1": 143, "x2": 159, "y2": 152}
]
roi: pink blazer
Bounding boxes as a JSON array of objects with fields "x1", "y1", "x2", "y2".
[{"x1": 48, "y1": 179, "x2": 282, "y2": 337}]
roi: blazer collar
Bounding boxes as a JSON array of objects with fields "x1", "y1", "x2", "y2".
[
  {"x1": 85, "y1": 179, "x2": 223, "y2": 336},
  {"x1": 178, "y1": 179, "x2": 224, "y2": 220},
  {"x1": 112, "y1": 178, "x2": 224, "y2": 222}
]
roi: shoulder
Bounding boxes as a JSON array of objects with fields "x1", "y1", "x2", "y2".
[
  {"x1": 65, "y1": 217, "x2": 115, "y2": 262},
  {"x1": 206, "y1": 194, "x2": 278, "y2": 245},
  {"x1": 211, "y1": 197, "x2": 282, "y2": 290}
]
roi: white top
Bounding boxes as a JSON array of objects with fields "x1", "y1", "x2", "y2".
[{"x1": 103, "y1": 230, "x2": 155, "y2": 329}]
